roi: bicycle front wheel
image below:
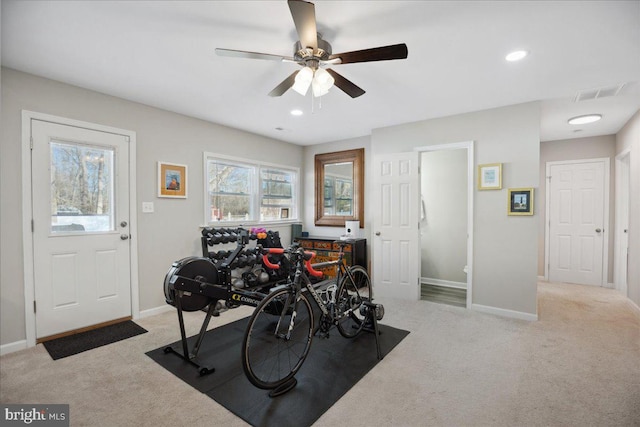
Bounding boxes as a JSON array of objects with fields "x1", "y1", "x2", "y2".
[
  {"x1": 242, "y1": 287, "x2": 314, "y2": 389},
  {"x1": 336, "y1": 265, "x2": 372, "y2": 338}
]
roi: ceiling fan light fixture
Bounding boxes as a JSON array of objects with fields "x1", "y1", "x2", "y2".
[
  {"x1": 568, "y1": 114, "x2": 602, "y2": 125},
  {"x1": 292, "y1": 66, "x2": 314, "y2": 95},
  {"x1": 311, "y1": 67, "x2": 334, "y2": 97}
]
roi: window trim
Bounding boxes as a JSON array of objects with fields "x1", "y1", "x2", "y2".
[{"x1": 203, "y1": 152, "x2": 300, "y2": 226}]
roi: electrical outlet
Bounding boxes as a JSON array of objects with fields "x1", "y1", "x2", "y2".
[{"x1": 142, "y1": 202, "x2": 154, "y2": 213}]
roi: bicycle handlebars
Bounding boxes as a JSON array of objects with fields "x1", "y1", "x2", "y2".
[{"x1": 261, "y1": 247, "x2": 324, "y2": 278}]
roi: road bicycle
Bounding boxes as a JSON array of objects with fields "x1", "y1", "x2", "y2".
[{"x1": 241, "y1": 240, "x2": 381, "y2": 392}]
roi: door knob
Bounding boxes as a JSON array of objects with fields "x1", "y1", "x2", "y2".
[
  {"x1": 120, "y1": 234, "x2": 130, "y2": 240},
  {"x1": 120, "y1": 221, "x2": 128, "y2": 227},
  {"x1": 595, "y1": 228, "x2": 602, "y2": 233},
  {"x1": 375, "y1": 232, "x2": 381, "y2": 236}
]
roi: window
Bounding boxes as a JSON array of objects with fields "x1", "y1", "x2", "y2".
[{"x1": 205, "y1": 153, "x2": 298, "y2": 224}]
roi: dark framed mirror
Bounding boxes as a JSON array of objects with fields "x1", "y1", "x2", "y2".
[{"x1": 315, "y1": 148, "x2": 364, "y2": 227}]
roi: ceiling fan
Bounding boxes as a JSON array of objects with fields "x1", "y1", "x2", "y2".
[{"x1": 215, "y1": 0, "x2": 408, "y2": 98}]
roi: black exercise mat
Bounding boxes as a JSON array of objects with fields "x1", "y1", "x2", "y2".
[
  {"x1": 147, "y1": 317, "x2": 409, "y2": 427},
  {"x1": 43, "y1": 320, "x2": 147, "y2": 360}
]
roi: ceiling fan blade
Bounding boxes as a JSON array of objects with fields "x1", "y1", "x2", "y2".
[
  {"x1": 215, "y1": 48, "x2": 294, "y2": 62},
  {"x1": 326, "y1": 69, "x2": 365, "y2": 98},
  {"x1": 288, "y1": 0, "x2": 317, "y2": 50},
  {"x1": 329, "y1": 43, "x2": 408, "y2": 65},
  {"x1": 268, "y1": 70, "x2": 300, "y2": 97}
]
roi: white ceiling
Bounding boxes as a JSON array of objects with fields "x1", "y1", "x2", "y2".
[{"x1": 2, "y1": 1, "x2": 639, "y2": 146}]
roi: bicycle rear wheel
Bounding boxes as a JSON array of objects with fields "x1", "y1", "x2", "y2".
[
  {"x1": 336, "y1": 265, "x2": 372, "y2": 338},
  {"x1": 242, "y1": 287, "x2": 314, "y2": 389}
]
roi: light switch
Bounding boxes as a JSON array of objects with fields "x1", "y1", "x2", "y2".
[{"x1": 142, "y1": 202, "x2": 154, "y2": 213}]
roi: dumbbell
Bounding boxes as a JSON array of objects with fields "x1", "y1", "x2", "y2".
[
  {"x1": 245, "y1": 253, "x2": 257, "y2": 267},
  {"x1": 219, "y1": 229, "x2": 231, "y2": 243},
  {"x1": 236, "y1": 254, "x2": 248, "y2": 268}
]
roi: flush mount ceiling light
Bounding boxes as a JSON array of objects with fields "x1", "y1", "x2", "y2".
[
  {"x1": 290, "y1": 109, "x2": 303, "y2": 116},
  {"x1": 505, "y1": 50, "x2": 529, "y2": 62},
  {"x1": 568, "y1": 114, "x2": 602, "y2": 125}
]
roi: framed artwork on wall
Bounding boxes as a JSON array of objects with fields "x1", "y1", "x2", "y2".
[
  {"x1": 478, "y1": 163, "x2": 502, "y2": 190},
  {"x1": 158, "y1": 162, "x2": 187, "y2": 198},
  {"x1": 508, "y1": 188, "x2": 534, "y2": 215}
]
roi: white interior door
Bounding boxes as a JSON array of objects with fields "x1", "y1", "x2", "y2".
[
  {"x1": 615, "y1": 151, "x2": 630, "y2": 295},
  {"x1": 547, "y1": 159, "x2": 607, "y2": 286},
  {"x1": 372, "y1": 152, "x2": 420, "y2": 299},
  {"x1": 31, "y1": 119, "x2": 132, "y2": 339}
]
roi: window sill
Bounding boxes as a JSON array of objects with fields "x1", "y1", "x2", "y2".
[{"x1": 200, "y1": 219, "x2": 301, "y2": 229}]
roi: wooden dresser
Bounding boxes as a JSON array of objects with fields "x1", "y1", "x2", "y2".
[{"x1": 294, "y1": 236, "x2": 367, "y2": 279}]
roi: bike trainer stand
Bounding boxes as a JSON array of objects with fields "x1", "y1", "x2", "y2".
[{"x1": 362, "y1": 301, "x2": 383, "y2": 360}]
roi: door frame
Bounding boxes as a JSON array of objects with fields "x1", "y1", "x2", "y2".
[
  {"x1": 414, "y1": 141, "x2": 474, "y2": 308},
  {"x1": 544, "y1": 157, "x2": 610, "y2": 285},
  {"x1": 614, "y1": 148, "x2": 631, "y2": 295},
  {"x1": 21, "y1": 110, "x2": 139, "y2": 348}
]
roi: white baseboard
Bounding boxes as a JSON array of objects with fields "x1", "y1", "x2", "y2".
[
  {"x1": 603, "y1": 282, "x2": 615, "y2": 289},
  {"x1": 0, "y1": 340, "x2": 28, "y2": 356},
  {"x1": 1, "y1": 306, "x2": 173, "y2": 356},
  {"x1": 471, "y1": 303, "x2": 538, "y2": 321},
  {"x1": 626, "y1": 298, "x2": 640, "y2": 314},
  {"x1": 138, "y1": 305, "x2": 173, "y2": 319},
  {"x1": 537, "y1": 275, "x2": 545, "y2": 281},
  {"x1": 421, "y1": 277, "x2": 467, "y2": 290}
]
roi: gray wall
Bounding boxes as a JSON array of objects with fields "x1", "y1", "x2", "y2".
[
  {"x1": 538, "y1": 136, "x2": 617, "y2": 282},
  {"x1": 371, "y1": 102, "x2": 540, "y2": 316},
  {"x1": 615, "y1": 109, "x2": 640, "y2": 307},
  {"x1": 421, "y1": 149, "x2": 468, "y2": 285},
  {"x1": 0, "y1": 68, "x2": 303, "y2": 346}
]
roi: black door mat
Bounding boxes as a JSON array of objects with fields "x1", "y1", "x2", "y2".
[
  {"x1": 43, "y1": 320, "x2": 147, "y2": 360},
  {"x1": 146, "y1": 317, "x2": 409, "y2": 427}
]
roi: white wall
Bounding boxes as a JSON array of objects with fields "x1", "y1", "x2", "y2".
[
  {"x1": 0, "y1": 68, "x2": 303, "y2": 346},
  {"x1": 615, "y1": 109, "x2": 640, "y2": 307},
  {"x1": 371, "y1": 102, "x2": 540, "y2": 316},
  {"x1": 538, "y1": 136, "x2": 617, "y2": 281},
  {"x1": 421, "y1": 149, "x2": 468, "y2": 285}
]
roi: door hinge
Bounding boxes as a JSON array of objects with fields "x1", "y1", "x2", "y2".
[
  {"x1": 30, "y1": 136, "x2": 33, "y2": 150},
  {"x1": 31, "y1": 219, "x2": 34, "y2": 232},
  {"x1": 33, "y1": 300, "x2": 37, "y2": 313}
]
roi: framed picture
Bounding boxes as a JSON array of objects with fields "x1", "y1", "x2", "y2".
[
  {"x1": 478, "y1": 163, "x2": 502, "y2": 190},
  {"x1": 280, "y1": 208, "x2": 289, "y2": 219},
  {"x1": 158, "y1": 162, "x2": 187, "y2": 198},
  {"x1": 508, "y1": 188, "x2": 534, "y2": 216}
]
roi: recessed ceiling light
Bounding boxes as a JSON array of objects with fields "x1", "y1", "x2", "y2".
[
  {"x1": 290, "y1": 109, "x2": 303, "y2": 116},
  {"x1": 505, "y1": 50, "x2": 528, "y2": 62},
  {"x1": 568, "y1": 114, "x2": 602, "y2": 125}
]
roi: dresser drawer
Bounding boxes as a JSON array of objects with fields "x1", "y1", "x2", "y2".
[
  {"x1": 314, "y1": 241, "x2": 332, "y2": 250},
  {"x1": 332, "y1": 242, "x2": 351, "y2": 251}
]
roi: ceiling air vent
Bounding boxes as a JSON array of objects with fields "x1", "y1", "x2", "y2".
[{"x1": 574, "y1": 83, "x2": 626, "y2": 102}]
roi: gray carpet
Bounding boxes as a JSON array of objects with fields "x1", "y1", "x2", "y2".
[{"x1": 1, "y1": 282, "x2": 638, "y2": 426}]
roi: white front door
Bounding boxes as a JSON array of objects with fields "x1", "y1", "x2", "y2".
[
  {"x1": 31, "y1": 119, "x2": 132, "y2": 339},
  {"x1": 372, "y1": 152, "x2": 420, "y2": 299},
  {"x1": 547, "y1": 159, "x2": 608, "y2": 286}
]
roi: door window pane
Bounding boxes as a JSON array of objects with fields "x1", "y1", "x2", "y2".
[{"x1": 50, "y1": 141, "x2": 115, "y2": 233}]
